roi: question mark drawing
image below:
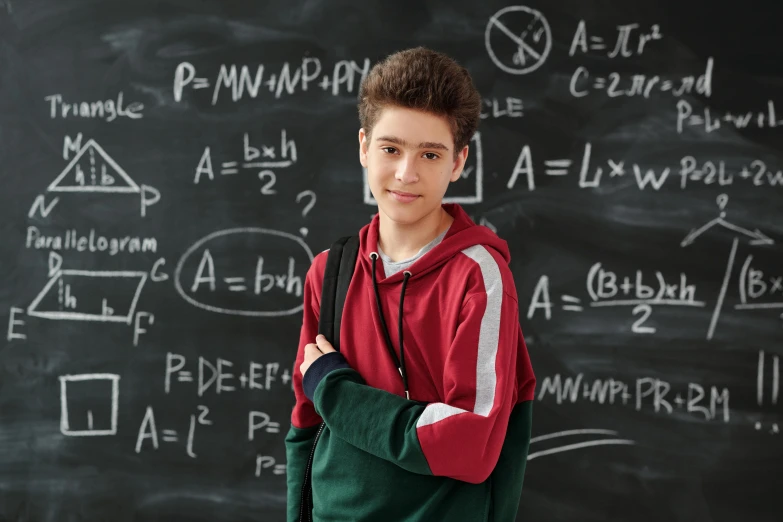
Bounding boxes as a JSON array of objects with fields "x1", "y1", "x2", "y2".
[
  {"x1": 296, "y1": 190, "x2": 316, "y2": 237},
  {"x1": 716, "y1": 193, "x2": 728, "y2": 218}
]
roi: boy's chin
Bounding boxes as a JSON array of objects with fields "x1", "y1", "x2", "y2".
[{"x1": 378, "y1": 204, "x2": 432, "y2": 226}]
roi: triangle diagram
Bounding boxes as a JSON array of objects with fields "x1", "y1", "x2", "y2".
[{"x1": 48, "y1": 140, "x2": 140, "y2": 193}]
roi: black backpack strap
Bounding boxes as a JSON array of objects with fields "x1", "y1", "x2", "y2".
[
  {"x1": 318, "y1": 236, "x2": 349, "y2": 350},
  {"x1": 332, "y1": 235, "x2": 359, "y2": 351},
  {"x1": 317, "y1": 235, "x2": 359, "y2": 352},
  {"x1": 301, "y1": 236, "x2": 359, "y2": 521}
]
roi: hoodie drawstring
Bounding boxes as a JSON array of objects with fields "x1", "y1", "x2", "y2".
[{"x1": 369, "y1": 252, "x2": 412, "y2": 400}]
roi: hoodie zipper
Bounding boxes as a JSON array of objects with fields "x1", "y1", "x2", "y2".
[{"x1": 299, "y1": 422, "x2": 325, "y2": 522}]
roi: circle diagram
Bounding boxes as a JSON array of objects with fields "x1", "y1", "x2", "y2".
[{"x1": 485, "y1": 6, "x2": 552, "y2": 75}]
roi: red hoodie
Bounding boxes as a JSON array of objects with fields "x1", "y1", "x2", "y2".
[{"x1": 286, "y1": 203, "x2": 536, "y2": 522}]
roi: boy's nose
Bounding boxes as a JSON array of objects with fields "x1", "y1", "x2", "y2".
[{"x1": 395, "y1": 158, "x2": 419, "y2": 183}]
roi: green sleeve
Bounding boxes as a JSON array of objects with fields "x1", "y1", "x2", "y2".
[
  {"x1": 284, "y1": 423, "x2": 320, "y2": 522},
  {"x1": 313, "y1": 368, "x2": 432, "y2": 475},
  {"x1": 488, "y1": 401, "x2": 533, "y2": 521}
]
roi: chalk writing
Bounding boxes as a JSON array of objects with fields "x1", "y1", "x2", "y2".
[
  {"x1": 569, "y1": 20, "x2": 663, "y2": 58},
  {"x1": 174, "y1": 228, "x2": 313, "y2": 317},
  {"x1": 569, "y1": 57, "x2": 713, "y2": 99},
  {"x1": 194, "y1": 130, "x2": 297, "y2": 193},
  {"x1": 677, "y1": 99, "x2": 783, "y2": 133},
  {"x1": 44, "y1": 92, "x2": 144, "y2": 121},
  {"x1": 173, "y1": 57, "x2": 371, "y2": 104},
  {"x1": 508, "y1": 142, "x2": 783, "y2": 191},
  {"x1": 164, "y1": 352, "x2": 291, "y2": 396},
  {"x1": 537, "y1": 373, "x2": 730, "y2": 422}
]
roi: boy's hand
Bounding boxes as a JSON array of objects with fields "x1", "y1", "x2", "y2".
[{"x1": 300, "y1": 334, "x2": 337, "y2": 377}]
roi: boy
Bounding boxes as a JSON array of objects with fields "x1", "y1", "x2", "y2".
[{"x1": 285, "y1": 47, "x2": 536, "y2": 522}]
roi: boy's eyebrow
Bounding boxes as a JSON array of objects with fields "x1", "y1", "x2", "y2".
[{"x1": 375, "y1": 135, "x2": 450, "y2": 151}]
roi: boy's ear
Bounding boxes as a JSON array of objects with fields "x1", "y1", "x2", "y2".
[
  {"x1": 358, "y1": 128, "x2": 368, "y2": 168},
  {"x1": 450, "y1": 145, "x2": 470, "y2": 182}
]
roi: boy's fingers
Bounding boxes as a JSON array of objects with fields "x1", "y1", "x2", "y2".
[{"x1": 315, "y1": 334, "x2": 336, "y2": 352}]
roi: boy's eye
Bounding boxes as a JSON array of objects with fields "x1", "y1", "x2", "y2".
[
  {"x1": 381, "y1": 147, "x2": 398, "y2": 154},
  {"x1": 423, "y1": 152, "x2": 439, "y2": 160}
]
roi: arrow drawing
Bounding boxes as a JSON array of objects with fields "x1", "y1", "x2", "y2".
[
  {"x1": 681, "y1": 194, "x2": 773, "y2": 247},
  {"x1": 681, "y1": 218, "x2": 773, "y2": 247}
]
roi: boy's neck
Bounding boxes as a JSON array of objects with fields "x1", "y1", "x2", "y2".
[{"x1": 377, "y1": 205, "x2": 453, "y2": 263}]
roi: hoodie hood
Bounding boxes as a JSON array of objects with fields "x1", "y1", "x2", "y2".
[{"x1": 357, "y1": 203, "x2": 511, "y2": 284}]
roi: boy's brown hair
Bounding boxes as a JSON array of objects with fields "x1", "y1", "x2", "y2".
[{"x1": 357, "y1": 47, "x2": 481, "y2": 158}]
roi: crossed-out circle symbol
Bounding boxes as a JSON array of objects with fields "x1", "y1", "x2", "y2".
[{"x1": 485, "y1": 6, "x2": 552, "y2": 75}]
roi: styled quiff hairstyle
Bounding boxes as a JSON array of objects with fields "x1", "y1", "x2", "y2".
[{"x1": 358, "y1": 47, "x2": 481, "y2": 158}]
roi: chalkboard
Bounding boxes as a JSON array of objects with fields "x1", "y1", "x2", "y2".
[{"x1": 1, "y1": 1, "x2": 782, "y2": 521}]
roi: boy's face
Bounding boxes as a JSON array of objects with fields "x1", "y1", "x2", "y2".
[{"x1": 359, "y1": 106, "x2": 468, "y2": 226}]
